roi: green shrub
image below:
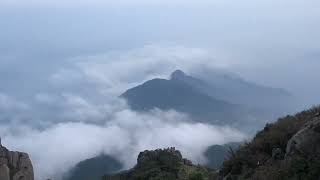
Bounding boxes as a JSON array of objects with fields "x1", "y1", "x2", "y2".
[{"x1": 189, "y1": 172, "x2": 204, "y2": 180}]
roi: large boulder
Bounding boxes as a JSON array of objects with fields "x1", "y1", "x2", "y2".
[
  {"x1": 0, "y1": 140, "x2": 34, "y2": 180},
  {"x1": 286, "y1": 116, "x2": 320, "y2": 157}
]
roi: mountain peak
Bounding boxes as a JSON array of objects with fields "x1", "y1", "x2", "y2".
[
  {"x1": 137, "y1": 147, "x2": 183, "y2": 166},
  {"x1": 170, "y1": 70, "x2": 186, "y2": 80}
]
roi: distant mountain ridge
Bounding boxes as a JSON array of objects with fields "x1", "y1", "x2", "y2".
[
  {"x1": 64, "y1": 155, "x2": 122, "y2": 180},
  {"x1": 121, "y1": 70, "x2": 295, "y2": 129},
  {"x1": 121, "y1": 73, "x2": 250, "y2": 126},
  {"x1": 170, "y1": 70, "x2": 294, "y2": 113}
]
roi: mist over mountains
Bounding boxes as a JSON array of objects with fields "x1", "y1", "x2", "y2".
[
  {"x1": 0, "y1": 47, "x2": 305, "y2": 180},
  {"x1": 0, "y1": 0, "x2": 319, "y2": 179},
  {"x1": 63, "y1": 69, "x2": 297, "y2": 180},
  {"x1": 0, "y1": 51, "x2": 302, "y2": 179},
  {"x1": 122, "y1": 74, "x2": 246, "y2": 125},
  {"x1": 122, "y1": 70, "x2": 296, "y2": 131}
]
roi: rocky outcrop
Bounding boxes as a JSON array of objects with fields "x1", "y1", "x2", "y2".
[
  {"x1": 103, "y1": 147, "x2": 216, "y2": 180},
  {"x1": 0, "y1": 140, "x2": 34, "y2": 180},
  {"x1": 219, "y1": 106, "x2": 320, "y2": 180},
  {"x1": 137, "y1": 147, "x2": 183, "y2": 166},
  {"x1": 286, "y1": 116, "x2": 320, "y2": 157}
]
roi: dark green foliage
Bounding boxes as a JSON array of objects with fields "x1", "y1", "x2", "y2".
[
  {"x1": 103, "y1": 148, "x2": 216, "y2": 180},
  {"x1": 287, "y1": 156, "x2": 320, "y2": 180},
  {"x1": 133, "y1": 148, "x2": 183, "y2": 179},
  {"x1": 189, "y1": 172, "x2": 205, "y2": 180},
  {"x1": 127, "y1": 149, "x2": 182, "y2": 180}
]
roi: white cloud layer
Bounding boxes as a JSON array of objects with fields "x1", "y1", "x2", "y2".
[
  {"x1": 0, "y1": 43, "x2": 317, "y2": 180},
  {"x1": 0, "y1": 45, "x2": 247, "y2": 180},
  {"x1": 1, "y1": 45, "x2": 231, "y2": 125},
  {"x1": 51, "y1": 45, "x2": 230, "y2": 96},
  {"x1": 1, "y1": 108, "x2": 246, "y2": 180}
]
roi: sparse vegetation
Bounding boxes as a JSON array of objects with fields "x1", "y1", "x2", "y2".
[{"x1": 220, "y1": 106, "x2": 320, "y2": 180}]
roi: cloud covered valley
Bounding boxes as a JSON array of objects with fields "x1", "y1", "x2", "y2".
[{"x1": 0, "y1": 45, "x2": 248, "y2": 180}]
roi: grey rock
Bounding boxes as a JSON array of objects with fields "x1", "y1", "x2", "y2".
[
  {"x1": 0, "y1": 164, "x2": 10, "y2": 180},
  {"x1": 13, "y1": 168, "x2": 33, "y2": 180},
  {"x1": 9, "y1": 152, "x2": 19, "y2": 169},
  {"x1": 0, "y1": 157, "x2": 8, "y2": 165},
  {"x1": 286, "y1": 117, "x2": 320, "y2": 157},
  {"x1": 0, "y1": 142, "x2": 34, "y2": 180}
]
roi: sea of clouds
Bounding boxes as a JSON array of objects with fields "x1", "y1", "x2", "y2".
[{"x1": 0, "y1": 45, "x2": 247, "y2": 180}]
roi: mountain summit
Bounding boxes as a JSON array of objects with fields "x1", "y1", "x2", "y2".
[
  {"x1": 170, "y1": 70, "x2": 186, "y2": 80},
  {"x1": 122, "y1": 70, "x2": 295, "y2": 129},
  {"x1": 121, "y1": 72, "x2": 249, "y2": 126}
]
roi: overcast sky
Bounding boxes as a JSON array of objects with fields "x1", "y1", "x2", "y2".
[
  {"x1": 1, "y1": 0, "x2": 320, "y2": 104},
  {"x1": 0, "y1": 1, "x2": 320, "y2": 179}
]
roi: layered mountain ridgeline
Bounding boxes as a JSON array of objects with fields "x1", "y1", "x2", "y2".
[
  {"x1": 219, "y1": 106, "x2": 320, "y2": 180},
  {"x1": 103, "y1": 148, "x2": 217, "y2": 180},
  {"x1": 170, "y1": 70, "x2": 295, "y2": 114},
  {"x1": 0, "y1": 140, "x2": 34, "y2": 180},
  {"x1": 122, "y1": 70, "x2": 296, "y2": 130},
  {"x1": 64, "y1": 155, "x2": 122, "y2": 180},
  {"x1": 122, "y1": 77, "x2": 249, "y2": 126}
]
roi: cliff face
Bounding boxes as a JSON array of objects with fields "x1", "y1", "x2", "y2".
[
  {"x1": 220, "y1": 106, "x2": 320, "y2": 180},
  {"x1": 0, "y1": 142, "x2": 34, "y2": 180},
  {"x1": 103, "y1": 147, "x2": 216, "y2": 180}
]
